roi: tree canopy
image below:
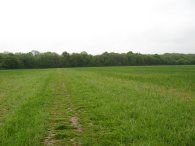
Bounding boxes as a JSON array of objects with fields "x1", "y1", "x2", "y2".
[{"x1": 0, "y1": 51, "x2": 195, "y2": 69}]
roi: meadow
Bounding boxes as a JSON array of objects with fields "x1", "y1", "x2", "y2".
[{"x1": 0, "y1": 66, "x2": 194, "y2": 146}]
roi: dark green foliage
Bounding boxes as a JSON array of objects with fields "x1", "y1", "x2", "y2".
[{"x1": 0, "y1": 50, "x2": 195, "y2": 69}]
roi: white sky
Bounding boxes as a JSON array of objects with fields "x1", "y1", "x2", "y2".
[{"x1": 0, "y1": 0, "x2": 194, "y2": 54}]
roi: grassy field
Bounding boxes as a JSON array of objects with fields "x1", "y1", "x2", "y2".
[{"x1": 0, "y1": 66, "x2": 194, "y2": 146}]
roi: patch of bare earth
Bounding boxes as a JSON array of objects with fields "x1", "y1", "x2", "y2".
[
  {"x1": 69, "y1": 116, "x2": 82, "y2": 146},
  {"x1": 70, "y1": 116, "x2": 82, "y2": 132},
  {"x1": 44, "y1": 130, "x2": 55, "y2": 146},
  {"x1": 0, "y1": 107, "x2": 9, "y2": 120}
]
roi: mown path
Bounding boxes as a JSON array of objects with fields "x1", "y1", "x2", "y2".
[{"x1": 44, "y1": 69, "x2": 82, "y2": 146}]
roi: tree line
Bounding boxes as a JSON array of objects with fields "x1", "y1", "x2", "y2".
[{"x1": 0, "y1": 50, "x2": 195, "y2": 69}]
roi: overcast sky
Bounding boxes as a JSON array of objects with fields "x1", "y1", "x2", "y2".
[{"x1": 0, "y1": 0, "x2": 194, "y2": 54}]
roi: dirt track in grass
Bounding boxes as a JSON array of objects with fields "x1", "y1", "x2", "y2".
[{"x1": 44, "y1": 69, "x2": 82, "y2": 146}]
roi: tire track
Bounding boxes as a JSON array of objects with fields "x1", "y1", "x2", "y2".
[{"x1": 44, "y1": 70, "x2": 82, "y2": 146}]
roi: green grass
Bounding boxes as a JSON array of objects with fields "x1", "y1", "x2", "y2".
[
  {"x1": 0, "y1": 69, "x2": 56, "y2": 145},
  {"x1": 0, "y1": 66, "x2": 194, "y2": 145}
]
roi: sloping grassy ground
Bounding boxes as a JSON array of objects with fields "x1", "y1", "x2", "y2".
[{"x1": 0, "y1": 66, "x2": 194, "y2": 145}]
